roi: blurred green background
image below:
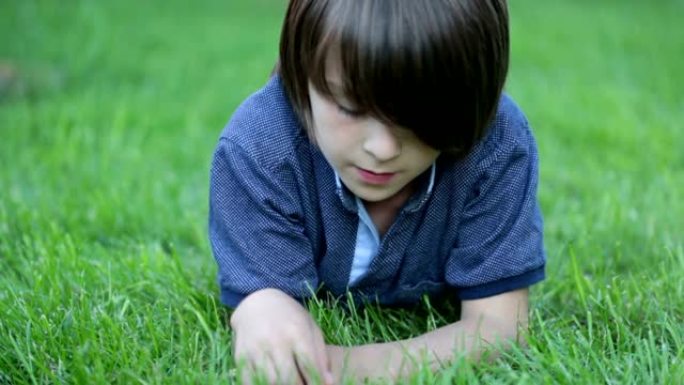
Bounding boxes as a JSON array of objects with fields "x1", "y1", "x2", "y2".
[{"x1": 1, "y1": 0, "x2": 683, "y2": 383}]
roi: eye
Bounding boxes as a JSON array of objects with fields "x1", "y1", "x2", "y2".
[{"x1": 337, "y1": 104, "x2": 365, "y2": 118}]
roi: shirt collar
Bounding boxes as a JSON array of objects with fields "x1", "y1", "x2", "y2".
[{"x1": 334, "y1": 162, "x2": 437, "y2": 213}]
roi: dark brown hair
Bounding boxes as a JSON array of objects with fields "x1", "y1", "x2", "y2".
[{"x1": 279, "y1": 0, "x2": 509, "y2": 158}]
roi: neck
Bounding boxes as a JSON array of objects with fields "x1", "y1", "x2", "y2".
[{"x1": 362, "y1": 182, "x2": 416, "y2": 237}]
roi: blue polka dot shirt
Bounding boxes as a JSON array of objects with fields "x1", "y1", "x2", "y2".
[{"x1": 209, "y1": 76, "x2": 546, "y2": 308}]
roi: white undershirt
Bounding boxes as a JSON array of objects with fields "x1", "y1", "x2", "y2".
[{"x1": 348, "y1": 198, "x2": 381, "y2": 285}]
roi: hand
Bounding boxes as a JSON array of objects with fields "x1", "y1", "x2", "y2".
[{"x1": 230, "y1": 288, "x2": 334, "y2": 385}]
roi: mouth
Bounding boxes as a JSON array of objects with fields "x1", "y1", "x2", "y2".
[{"x1": 356, "y1": 167, "x2": 397, "y2": 185}]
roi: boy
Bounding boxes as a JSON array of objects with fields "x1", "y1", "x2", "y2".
[{"x1": 210, "y1": 0, "x2": 545, "y2": 383}]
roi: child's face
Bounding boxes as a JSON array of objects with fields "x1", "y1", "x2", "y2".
[{"x1": 308, "y1": 82, "x2": 440, "y2": 203}]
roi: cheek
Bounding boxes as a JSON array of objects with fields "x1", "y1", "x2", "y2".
[
  {"x1": 310, "y1": 114, "x2": 342, "y2": 155},
  {"x1": 311, "y1": 105, "x2": 340, "y2": 136},
  {"x1": 408, "y1": 145, "x2": 440, "y2": 167},
  {"x1": 316, "y1": 108, "x2": 349, "y2": 129},
  {"x1": 312, "y1": 113, "x2": 356, "y2": 144}
]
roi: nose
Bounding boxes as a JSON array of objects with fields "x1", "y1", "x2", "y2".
[{"x1": 362, "y1": 121, "x2": 402, "y2": 162}]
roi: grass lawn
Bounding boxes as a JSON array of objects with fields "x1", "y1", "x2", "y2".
[{"x1": 1, "y1": 0, "x2": 682, "y2": 383}]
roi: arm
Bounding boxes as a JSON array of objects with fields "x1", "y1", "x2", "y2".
[
  {"x1": 327, "y1": 288, "x2": 529, "y2": 382},
  {"x1": 231, "y1": 288, "x2": 334, "y2": 385},
  {"x1": 210, "y1": 139, "x2": 331, "y2": 383}
]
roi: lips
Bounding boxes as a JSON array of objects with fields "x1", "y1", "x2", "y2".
[{"x1": 356, "y1": 167, "x2": 396, "y2": 184}]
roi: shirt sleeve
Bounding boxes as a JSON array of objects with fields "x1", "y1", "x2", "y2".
[
  {"x1": 209, "y1": 138, "x2": 318, "y2": 308},
  {"x1": 445, "y1": 124, "x2": 546, "y2": 300}
]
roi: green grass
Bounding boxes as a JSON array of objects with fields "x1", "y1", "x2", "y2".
[{"x1": 1, "y1": 0, "x2": 683, "y2": 383}]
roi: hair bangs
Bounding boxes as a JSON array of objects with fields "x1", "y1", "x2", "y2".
[
  {"x1": 311, "y1": 2, "x2": 443, "y2": 122},
  {"x1": 281, "y1": 0, "x2": 509, "y2": 157}
]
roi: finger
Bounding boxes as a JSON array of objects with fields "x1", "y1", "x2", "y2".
[
  {"x1": 293, "y1": 338, "x2": 328, "y2": 385},
  {"x1": 292, "y1": 349, "x2": 314, "y2": 385},
  {"x1": 261, "y1": 351, "x2": 285, "y2": 385},
  {"x1": 268, "y1": 349, "x2": 303, "y2": 385},
  {"x1": 234, "y1": 355, "x2": 258, "y2": 385},
  {"x1": 238, "y1": 365, "x2": 252, "y2": 385},
  {"x1": 311, "y1": 325, "x2": 334, "y2": 385},
  {"x1": 232, "y1": 340, "x2": 253, "y2": 385},
  {"x1": 236, "y1": 350, "x2": 279, "y2": 385}
]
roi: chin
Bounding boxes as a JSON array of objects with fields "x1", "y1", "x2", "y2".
[{"x1": 355, "y1": 189, "x2": 396, "y2": 203}]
